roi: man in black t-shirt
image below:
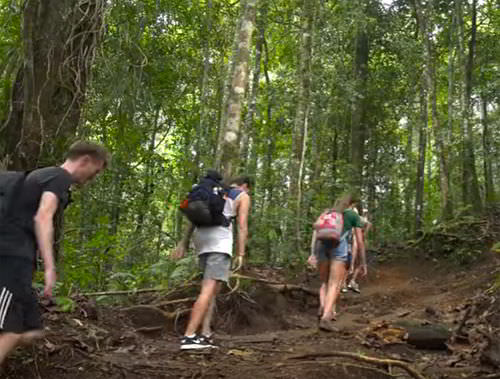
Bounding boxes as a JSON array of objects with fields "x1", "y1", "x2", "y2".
[{"x1": 0, "y1": 141, "x2": 110, "y2": 365}]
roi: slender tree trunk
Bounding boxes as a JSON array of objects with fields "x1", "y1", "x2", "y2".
[
  {"x1": 239, "y1": 2, "x2": 267, "y2": 169},
  {"x1": 447, "y1": 7, "x2": 456, "y2": 150},
  {"x1": 447, "y1": 7, "x2": 456, "y2": 208},
  {"x1": 216, "y1": 0, "x2": 257, "y2": 178},
  {"x1": 262, "y1": 34, "x2": 276, "y2": 262},
  {"x1": 415, "y1": 84, "x2": 427, "y2": 235},
  {"x1": 405, "y1": 113, "x2": 414, "y2": 234},
  {"x1": 458, "y1": 0, "x2": 482, "y2": 211},
  {"x1": 414, "y1": 0, "x2": 452, "y2": 219},
  {"x1": 481, "y1": 94, "x2": 495, "y2": 204},
  {"x1": 350, "y1": 27, "x2": 369, "y2": 194},
  {"x1": 135, "y1": 108, "x2": 160, "y2": 234},
  {"x1": 0, "y1": 0, "x2": 105, "y2": 169},
  {"x1": 290, "y1": 0, "x2": 316, "y2": 254},
  {"x1": 456, "y1": 0, "x2": 467, "y2": 204},
  {"x1": 194, "y1": 0, "x2": 213, "y2": 174}
]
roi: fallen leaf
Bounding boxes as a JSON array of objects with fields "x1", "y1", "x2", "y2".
[{"x1": 227, "y1": 349, "x2": 252, "y2": 357}]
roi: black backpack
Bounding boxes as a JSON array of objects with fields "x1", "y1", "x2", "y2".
[
  {"x1": 180, "y1": 170, "x2": 230, "y2": 227},
  {"x1": 0, "y1": 171, "x2": 27, "y2": 222}
]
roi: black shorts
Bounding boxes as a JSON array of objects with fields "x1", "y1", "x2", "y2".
[{"x1": 0, "y1": 256, "x2": 42, "y2": 334}]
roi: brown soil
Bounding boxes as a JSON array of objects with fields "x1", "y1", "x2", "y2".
[{"x1": 2, "y1": 256, "x2": 499, "y2": 379}]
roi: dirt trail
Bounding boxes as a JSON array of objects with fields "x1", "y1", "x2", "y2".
[{"x1": 3, "y1": 257, "x2": 499, "y2": 379}]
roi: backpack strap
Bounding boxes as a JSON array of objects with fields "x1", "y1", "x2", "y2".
[{"x1": 340, "y1": 230, "x2": 350, "y2": 241}]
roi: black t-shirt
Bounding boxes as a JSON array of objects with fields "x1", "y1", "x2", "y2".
[{"x1": 0, "y1": 167, "x2": 74, "y2": 261}]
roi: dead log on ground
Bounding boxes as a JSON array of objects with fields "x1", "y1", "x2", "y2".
[{"x1": 288, "y1": 351, "x2": 427, "y2": 379}]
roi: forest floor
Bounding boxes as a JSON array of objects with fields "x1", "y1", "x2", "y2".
[{"x1": 2, "y1": 253, "x2": 500, "y2": 379}]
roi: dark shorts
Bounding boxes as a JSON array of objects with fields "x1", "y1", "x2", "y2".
[
  {"x1": 315, "y1": 238, "x2": 350, "y2": 263},
  {"x1": 199, "y1": 252, "x2": 231, "y2": 283},
  {"x1": 0, "y1": 256, "x2": 42, "y2": 334}
]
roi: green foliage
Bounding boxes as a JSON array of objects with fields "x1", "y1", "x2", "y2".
[
  {"x1": 0, "y1": 0, "x2": 498, "y2": 291},
  {"x1": 54, "y1": 297, "x2": 76, "y2": 313}
]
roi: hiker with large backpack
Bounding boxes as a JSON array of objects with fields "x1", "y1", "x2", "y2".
[
  {"x1": 174, "y1": 173, "x2": 252, "y2": 350},
  {"x1": 0, "y1": 141, "x2": 109, "y2": 365},
  {"x1": 307, "y1": 193, "x2": 366, "y2": 332}
]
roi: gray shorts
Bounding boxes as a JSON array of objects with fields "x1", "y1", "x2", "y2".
[{"x1": 199, "y1": 252, "x2": 231, "y2": 283}]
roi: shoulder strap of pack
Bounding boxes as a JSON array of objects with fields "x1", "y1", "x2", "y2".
[{"x1": 227, "y1": 187, "x2": 243, "y2": 200}]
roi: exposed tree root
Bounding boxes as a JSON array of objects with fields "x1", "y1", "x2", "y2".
[{"x1": 288, "y1": 351, "x2": 427, "y2": 379}]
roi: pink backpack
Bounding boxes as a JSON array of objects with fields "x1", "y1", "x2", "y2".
[{"x1": 314, "y1": 209, "x2": 344, "y2": 246}]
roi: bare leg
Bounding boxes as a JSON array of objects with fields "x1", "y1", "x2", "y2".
[
  {"x1": 0, "y1": 333, "x2": 22, "y2": 365},
  {"x1": 184, "y1": 279, "x2": 218, "y2": 336},
  {"x1": 201, "y1": 282, "x2": 221, "y2": 336},
  {"x1": 321, "y1": 260, "x2": 347, "y2": 320},
  {"x1": 318, "y1": 262, "x2": 330, "y2": 316}
]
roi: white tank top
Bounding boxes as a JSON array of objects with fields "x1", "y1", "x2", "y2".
[{"x1": 192, "y1": 188, "x2": 244, "y2": 256}]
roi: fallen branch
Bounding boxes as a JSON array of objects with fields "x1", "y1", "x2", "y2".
[
  {"x1": 153, "y1": 297, "x2": 196, "y2": 307},
  {"x1": 451, "y1": 304, "x2": 476, "y2": 343},
  {"x1": 268, "y1": 284, "x2": 318, "y2": 297},
  {"x1": 80, "y1": 288, "x2": 171, "y2": 297},
  {"x1": 288, "y1": 351, "x2": 427, "y2": 379},
  {"x1": 231, "y1": 273, "x2": 318, "y2": 296},
  {"x1": 231, "y1": 273, "x2": 284, "y2": 285},
  {"x1": 121, "y1": 305, "x2": 190, "y2": 321},
  {"x1": 134, "y1": 326, "x2": 164, "y2": 333}
]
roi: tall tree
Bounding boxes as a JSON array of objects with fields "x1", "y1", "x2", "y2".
[
  {"x1": 415, "y1": 84, "x2": 427, "y2": 235},
  {"x1": 458, "y1": 0, "x2": 482, "y2": 211},
  {"x1": 413, "y1": 0, "x2": 452, "y2": 218},
  {"x1": 0, "y1": 0, "x2": 105, "y2": 169},
  {"x1": 216, "y1": 0, "x2": 257, "y2": 178},
  {"x1": 350, "y1": 4, "x2": 370, "y2": 195},
  {"x1": 290, "y1": 0, "x2": 317, "y2": 253}
]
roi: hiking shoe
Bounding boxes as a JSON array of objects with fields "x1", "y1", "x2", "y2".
[
  {"x1": 199, "y1": 334, "x2": 217, "y2": 347},
  {"x1": 348, "y1": 281, "x2": 360, "y2": 294},
  {"x1": 180, "y1": 335, "x2": 213, "y2": 350},
  {"x1": 319, "y1": 318, "x2": 339, "y2": 333}
]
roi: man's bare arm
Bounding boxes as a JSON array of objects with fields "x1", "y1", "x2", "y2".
[
  {"x1": 34, "y1": 192, "x2": 59, "y2": 271},
  {"x1": 236, "y1": 193, "x2": 251, "y2": 257},
  {"x1": 181, "y1": 223, "x2": 195, "y2": 249},
  {"x1": 173, "y1": 222, "x2": 195, "y2": 259},
  {"x1": 364, "y1": 221, "x2": 373, "y2": 233},
  {"x1": 354, "y1": 227, "x2": 366, "y2": 266}
]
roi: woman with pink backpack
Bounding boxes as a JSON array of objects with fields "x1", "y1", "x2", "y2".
[{"x1": 307, "y1": 193, "x2": 366, "y2": 332}]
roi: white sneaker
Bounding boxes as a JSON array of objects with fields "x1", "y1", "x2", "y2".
[{"x1": 348, "y1": 281, "x2": 360, "y2": 294}]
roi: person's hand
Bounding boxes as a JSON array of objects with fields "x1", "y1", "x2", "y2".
[
  {"x1": 307, "y1": 254, "x2": 317, "y2": 268},
  {"x1": 172, "y1": 244, "x2": 186, "y2": 260},
  {"x1": 232, "y1": 255, "x2": 244, "y2": 272},
  {"x1": 44, "y1": 268, "x2": 57, "y2": 298},
  {"x1": 360, "y1": 264, "x2": 368, "y2": 277}
]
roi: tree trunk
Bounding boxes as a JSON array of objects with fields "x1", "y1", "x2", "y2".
[
  {"x1": 350, "y1": 28, "x2": 369, "y2": 195},
  {"x1": 0, "y1": 0, "x2": 105, "y2": 169},
  {"x1": 262, "y1": 34, "x2": 276, "y2": 263},
  {"x1": 405, "y1": 114, "x2": 414, "y2": 234},
  {"x1": 194, "y1": 0, "x2": 213, "y2": 175},
  {"x1": 415, "y1": 84, "x2": 427, "y2": 236},
  {"x1": 135, "y1": 108, "x2": 160, "y2": 234},
  {"x1": 458, "y1": 0, "x2": 482, "y2": 211},
  {"x1": 239, "y1": 2, "x2": 267, "y2": 169},
  {"x1": 216, "y1": 0, "x2": 257, "y2": 178},
  {"x1": 414, "y1": 0, "x2": 452, "y2": 219},
  {"x1": 481, "y1": 94, "x2": 495, "y2": 204},
  {"x1": 290, "y1": 0, "x2": 316, "y2": 254}
]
